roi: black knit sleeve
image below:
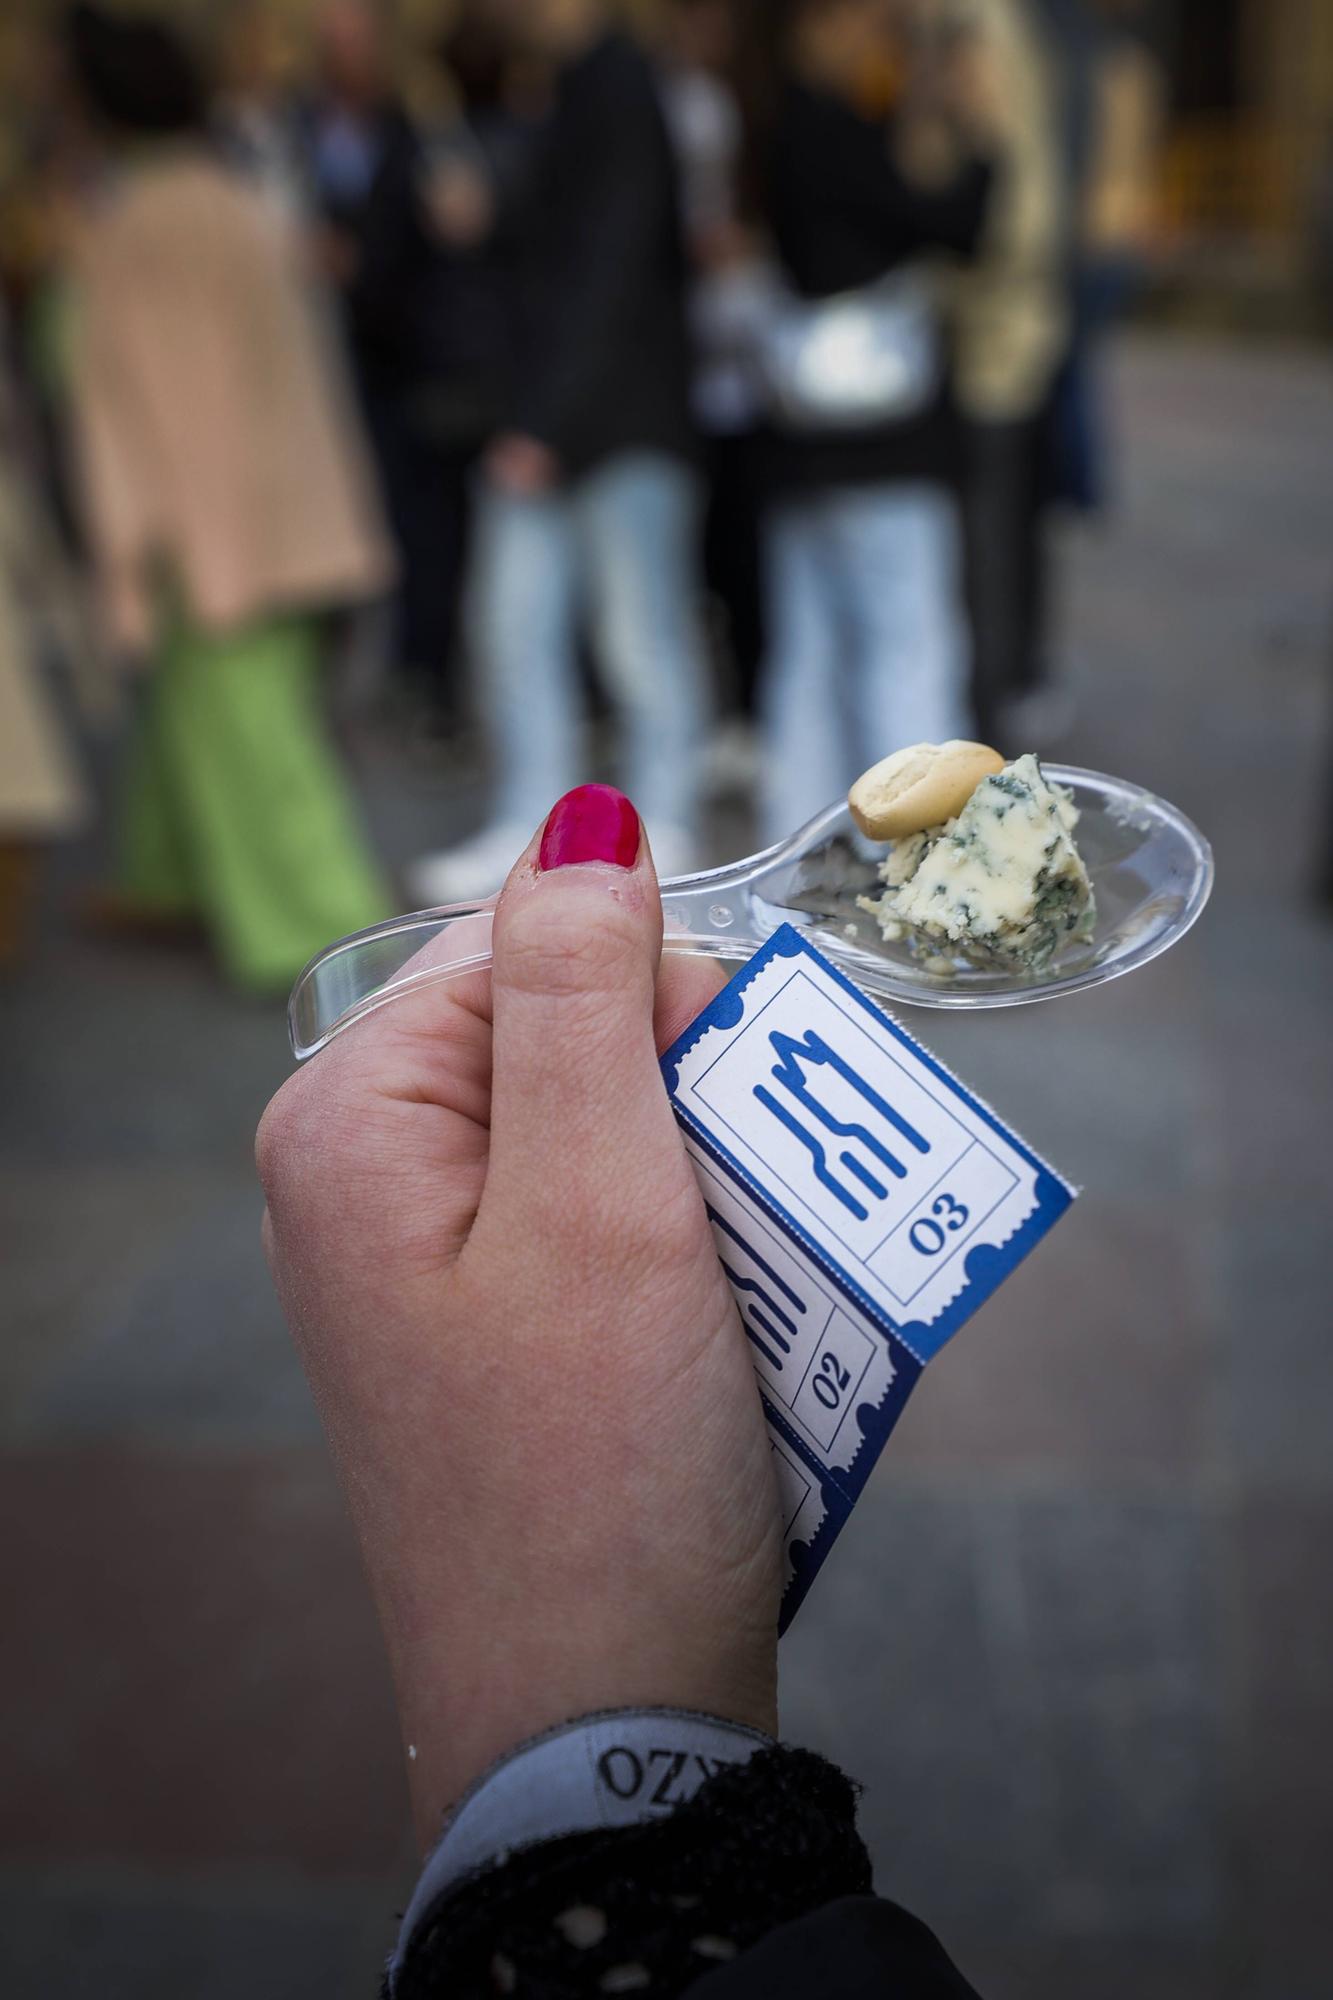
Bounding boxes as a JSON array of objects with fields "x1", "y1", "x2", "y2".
[
  {"x1": 388, "y1": 1744, "x2": 983, "y2": 1999},
  {"x1": 389, "y1": 1745, "x2": 866, "y2": 1998}
]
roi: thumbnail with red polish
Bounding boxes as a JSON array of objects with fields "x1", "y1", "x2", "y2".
[{"x1": 538, "y1": 785, "x2": 641, "y2": 872}]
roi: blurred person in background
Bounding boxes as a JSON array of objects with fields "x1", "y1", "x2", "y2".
[
  {"x1": 410, "y1": 0, "x2": 711, "y2": 904},
  {"x1": 750, "y1": 0, "x2": 998, "y2": 846},
  {"x1": 658, "y1": 0, "x2": 770, "y2": 771},
  {"x1": 213, "y1": 0, "x2": 309, "y2": 226},
  {"x1": 0, "y1": 307, "x2": 87, "y2": 967},
  {"x1": 0, "y1": 570, "x2": 83, "y2": 968},
  {"x1": 1042, "y1": 0, "x2": 1164, "y2": 518},
  {"x1": 61, "y1": 4, "x2": 393, "y2": 994},
  {"x1": 300, "y1": 0, "x2": 485, "y2": 723},
  {"x1": 933, "y1": 0, "x2": 1068, "y2": 746},
  {"x1": 0, "y1": 8, "x2": 105, "y2": 558},
  {"x1": 390, "y1": 1, "x2": 542, "y2": 735},
  {"x1": 301, "y1": 1, "x2": 412, "y2": 332},
  {"x1": 1314, "y1": 120, "x2": 1333, "y2": 335}
]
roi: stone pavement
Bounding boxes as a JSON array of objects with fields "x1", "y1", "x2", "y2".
[{"x1": 2, "y1": 334, "x2": 1331, "y2": 1999}]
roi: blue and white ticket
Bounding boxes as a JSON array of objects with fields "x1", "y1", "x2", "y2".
[{"x1": 661, "y1": 925, "x2": 1075, "y2": 1631}]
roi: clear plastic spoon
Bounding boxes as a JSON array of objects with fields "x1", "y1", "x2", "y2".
[{"x1": 288, "y1": 765, "x2": 1213, "y2": 1060}]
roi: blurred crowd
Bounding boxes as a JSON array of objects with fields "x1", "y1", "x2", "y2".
[{"x1": 0, "y1": 0, "x2": 1168, "y2": 988}]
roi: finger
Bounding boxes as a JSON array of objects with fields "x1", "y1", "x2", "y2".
[
  {"x1": 258, "y1": 909, "x2": 498, "y2": 1277},
  {"x1": 654, "y1": 950, "x2": 731, "y2": 1056},
  {"x1": 481, "y1": 784, "x2": 679, "y2": 1222},
  {"x1": 309, "y1": 906, "x2": 496, "y2": 1124}
]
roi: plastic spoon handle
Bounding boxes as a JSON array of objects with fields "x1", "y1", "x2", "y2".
[{"x1": 287, "y1": 893, "x2": 764, "y2": 1061}]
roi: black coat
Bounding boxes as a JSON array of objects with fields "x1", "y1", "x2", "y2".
[
  {"x1": 504, "y1": 31, "x2": 696, "y2": 479},
  {"x1": 299, "y1": 98, "x2": 504, "y2": 433}
]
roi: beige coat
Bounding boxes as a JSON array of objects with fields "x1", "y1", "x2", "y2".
[
  {"x1": 946, "y1": 0, "x2": 1068, "y2": 424},
  {"x1": 67, "y1": 150, "x2": 394, "y2": 654}
]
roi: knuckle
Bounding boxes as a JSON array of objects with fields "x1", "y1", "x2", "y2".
[
  {"x1": 254, "y1": 1071, "x2": 308, "y2": 1199},
  {"x1": 254, "y1": 1059, "x2": 360, "y2": 1211}
]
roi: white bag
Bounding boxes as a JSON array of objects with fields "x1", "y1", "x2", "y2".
[{"x1": 759, "y1": 272, "x2": 941, "y2": 431}]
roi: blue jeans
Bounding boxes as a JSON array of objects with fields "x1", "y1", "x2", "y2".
[
  {"x1": 468, "y1": 452, "x2": 710, "y2": 832},
  {"x1": 758, "y1": 485, "x2": 971, "y2": 845}
]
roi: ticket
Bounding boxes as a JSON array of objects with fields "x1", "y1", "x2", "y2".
[{"x1": 661, "y1": 925, "x2": 1075, "y2": 1631}]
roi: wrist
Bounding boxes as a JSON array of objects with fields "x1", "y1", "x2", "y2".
[
  {"x1": 349, "y1": 1449, "x2": 780, "y2": 1843},
  {"x1": 388, "y1": 1614, "x2": 779, "y2": 1847}
]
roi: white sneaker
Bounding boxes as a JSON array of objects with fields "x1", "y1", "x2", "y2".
[{"x1": 407, "y1": 821, "x2": 531, "y2": 907}]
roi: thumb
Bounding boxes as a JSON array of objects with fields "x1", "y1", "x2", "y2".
[{"x1": 480, "y1": 786, "x2": 679, "y2": 1227}]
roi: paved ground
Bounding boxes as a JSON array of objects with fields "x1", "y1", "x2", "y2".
[{"x1": 2, "y1": 333, "x2": 1331, "y2": 2000}]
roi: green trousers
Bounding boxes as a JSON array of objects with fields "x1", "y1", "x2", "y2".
[{"x1": 117, "y1": 610, "x2": 390, "y2": 992}]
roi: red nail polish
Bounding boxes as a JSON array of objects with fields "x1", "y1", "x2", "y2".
[{"x1": 539, "y1": 785, "x2": 641, "y2": 872}]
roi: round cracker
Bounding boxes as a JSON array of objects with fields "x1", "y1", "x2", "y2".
[{"x1": 848, "y1": 740, "x2": 1006, "y2": 841}]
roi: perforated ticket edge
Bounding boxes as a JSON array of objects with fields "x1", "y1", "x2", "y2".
[{"x1": 661, "y1": 926, "x2": 1078, "y2": 1630}]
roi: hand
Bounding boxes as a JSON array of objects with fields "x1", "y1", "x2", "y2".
[
  {"x1": 694, "y1": 216, "x2": 758, "y2": 273},
  {"x1": 485, "y1": 432, "x2": 561, "y2": 496},
  {"x1": 893, "y1": 109, "x2": 963, "y2": 190},
  {"x1": 424, "y1": 158, "x2": 494, "y2": 248},
  {"x1": 257, "y1": 788, "x2": 783, "y2": 1849},
  {"x1": 309, "y1": 222, "x2": 360, "y2": 289}
]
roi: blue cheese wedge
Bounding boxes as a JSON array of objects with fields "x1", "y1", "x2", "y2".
[{"x1": 858, "y1": 753, "x2": 1095, "y2": 971}]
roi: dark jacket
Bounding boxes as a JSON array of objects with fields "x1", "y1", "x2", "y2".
[
  {"x1": 504, "y1": 30, "x2": 696, "y2": 478},
  {"x1": 298, "y1": 98, "x2": 421, "y2": 385},
  {"x1": 299, "y1": 98, "x2": 504, "y2": 433},
  {"x1": 766, "y1": 81, "x2": 993, "y2": 495}
]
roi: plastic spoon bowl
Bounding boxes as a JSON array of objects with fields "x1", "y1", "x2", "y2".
[{"x1": 288, "y1": 765, "x2": 1213, "y2": 1060}]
